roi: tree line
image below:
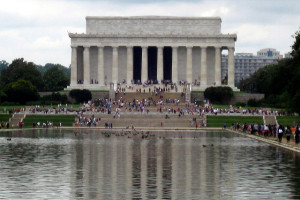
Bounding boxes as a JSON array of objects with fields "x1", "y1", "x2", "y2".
[
  {"x1": 239, "y1": 30, "x2": 300, "y2": 114},
  {"x1": 0, "y1": 58, "x2": 70, "y2": 105}
]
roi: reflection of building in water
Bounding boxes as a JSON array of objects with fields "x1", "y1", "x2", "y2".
[
  {"x1": 71, "y1": 131, "x2": 235, "y2": 199},
  {"x1": 140, "y1": 139, "x2": 148, "y2": 199},
  {"x1": 156, "y1": 139, "x2": 163, "y2": 199},
  {"x1": 125, "y1": 139, "x2": 133, "y2": 199}
]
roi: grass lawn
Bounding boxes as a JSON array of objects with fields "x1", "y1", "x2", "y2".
[
  {"x1": 191, "y1": 91, "x2": 204, "y2": 93},
  {"x1": 90, "y1": 90, "x2": 109, "y2": 92},
  {"x1": 210, "y1": 104, "x2": 231, "y2": 109},
  {"x1": 0, "y1": 114, "x2": 12, "y2": 122},
  {"x1": 22, "y1": 115, "x2": 76, "y2": 128},
  {"x1": 277, "y1": 116, "x2": 300, "y2": 126},
  {"x1": 207, "y1": 116, "x2": 263, "y2": 127}
]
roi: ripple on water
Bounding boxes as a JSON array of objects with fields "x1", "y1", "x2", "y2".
[{"x1": 1, "y1": 129, "x2": 300, "y2": 199}]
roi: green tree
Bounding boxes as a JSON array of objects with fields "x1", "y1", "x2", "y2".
[
  {"x1": 239, "y1": 29, "x2": 300, "y2": 113},
  {"x1": 36, "y1": 63, "x2": 70, "y2": 77},
  {"x1": 43, "y1": 65, "x2": 70, "y2": 91},
  {"x1": 0, "y1": 58, "x2": 44, "y2": 91},
  {"x1": 40, "y1": 92, "x2": 69, "y2": 104},
  {"x1": 0, "y1": 60, "x2": 9, "y2": 76},
  {"x1": 3, "y1": 79, "x2": 39, "y2": 105}
]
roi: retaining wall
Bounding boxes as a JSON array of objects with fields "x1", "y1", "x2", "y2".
[
  {"x1": 192, "y1": 92, "x2": 264, "y2": 104},
  {"x1": 39, "y1": 91, "x2": 109, "y2": 103}
]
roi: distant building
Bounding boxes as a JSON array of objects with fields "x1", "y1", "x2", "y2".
[
  {"x1": 221, "y1": 48, "x2": 283, "y2": 84},
  {"x1": 285, "y1": 53, "x2": 292, "y2": 58},
  {"x1": 257, "y1": 48, "x2": 282, "y2": 59}
]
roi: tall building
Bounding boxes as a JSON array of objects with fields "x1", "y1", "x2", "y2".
[{"x1": 221, "y1": 48, "x2": 282, "y2": 84}]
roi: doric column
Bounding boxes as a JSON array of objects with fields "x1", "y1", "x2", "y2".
[
  {"x1": 228, "y1": 47, "x2": 235, "y2": 87},
  {"x1": 200, "y1": 46, "x2": 207, "y2": 86},
  {"x1": 83, "y1": 46, "x2": 90, "y2": 85},
  {"x1": 97, "y1": 46, "x2": 104, "y2": 85},
  {"x1": 214, "y1": 46, "x2": 222, "y2": 85},
  {"x1": 186, "y1": 46, "x2": 193, "y2": 84},
  {"x1": 70, "y1": 46, "x2": 77, "y2": 86},
  {"x1": 141, "y1": 46, "x2": 148, "y2": 83},
  {"x1": 172, "y1": 46, "x2": 178, "y2": 84},
  {"x1": 112, "y1": 46, "x2": 118, "y2": 84},
  {"x1": 126, "y1": 46, "x2": 133, "y2": 84},
  {"x1": 157, "y1": 46, "x2": 163, "y2": 83}
]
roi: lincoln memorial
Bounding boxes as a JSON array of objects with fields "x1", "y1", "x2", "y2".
[{"x1": 67, "y1": 16, "x2": 238, "y2": 91}]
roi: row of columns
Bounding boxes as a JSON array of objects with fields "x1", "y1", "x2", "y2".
[{"x1": 70, "y1": 45, "x2": 235, "y2": 87}]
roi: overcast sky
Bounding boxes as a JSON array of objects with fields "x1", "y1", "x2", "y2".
[{"x1": 0, "y1": 0, "x2": 299, "y2": 67}]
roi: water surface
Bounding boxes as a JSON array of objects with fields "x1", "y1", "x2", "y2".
[{"x1": 1, "y1": 129, "x2": 300, "y2": 199}]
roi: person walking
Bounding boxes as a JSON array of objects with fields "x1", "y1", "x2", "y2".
[
  {"x1": 285, "y1": 126, "x2": 291, "y2": 143},
  {"x1": 278, "y1": 125, "x2": 284, "y2": 143},
  {"x1": 295, "y1": 125, "x2": 300, "y2": 145}
]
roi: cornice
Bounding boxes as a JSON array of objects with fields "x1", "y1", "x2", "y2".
[{"x1": 69, "y1": 33, "x2": 237, "y2": 39}]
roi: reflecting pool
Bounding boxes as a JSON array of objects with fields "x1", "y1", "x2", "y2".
[{"x1": 1, "y1": 129, "x2": 300, "y2": 199}]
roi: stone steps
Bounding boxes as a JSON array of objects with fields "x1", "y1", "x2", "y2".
[
  {"x1": 82, "y1": 114, "x2": 198, "y2": 119},
  {"x1": 116, "y1": 84, "x2": 185, "y2": 93},
  {"x1": 115, "y1": 92, "x2": 184, "y2": 102},
  {"x1": 77, "y1": 113, "x2": 205, "y2": 128},
  {"x1": 87, "y1": 120, "x2": 201, "y2": 128},
  {"x1": 264, "y1": 115, "x2": 277, "y2": 125},
  {"x1": 9, "y1": 113, "x2": 25, "y2": 127}
]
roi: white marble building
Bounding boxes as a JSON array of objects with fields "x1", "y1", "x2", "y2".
[{"x1": 67, "y1": 16, "x2": 237, "y2": 91}]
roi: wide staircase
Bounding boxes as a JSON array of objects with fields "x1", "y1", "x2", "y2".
[
  {"x1": 90, "y1": 90, "x2": 202, "y2": 128},
  {"x1": 115, "y1": 92, "x2": 184, "y2": 103},
  {"x1": 264, "y1": 115, "x2": 277, "y2": 126},
  {"x1": 116, "y1": 84, "x2": 185, "y2": 94},
  {"x1": 80, "y1": 113, "x2": 204, "y2": 129},
  {"x1": 9, "y1": 113, "x2": 25, "y2": 127}
]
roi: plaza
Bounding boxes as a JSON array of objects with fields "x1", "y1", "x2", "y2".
[{"x1": 67, "y1": 16, "x2": 238, "y2": 91}]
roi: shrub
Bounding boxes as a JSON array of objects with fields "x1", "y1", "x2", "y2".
[
  {"x1": 69, "y1": 89, "x2": 92, "y2": 103},
  {"x1": 195, "y1": 100, "x2": 203, "y2": 106},
  {"x1": 236, "y1": 102, "x2": 246, "y2": 107},
  {"x1": 1, "y1": 101, "x2": 20, "y2": 106},
  {"x1": 247, "y1": 98, "x2": 262, "y2": 107},
  {"x1": 3, "y1": 79, "x2": 39, "y2": 105},
  {"x1": 40, "y1": 92, "x2": 69, "y2": 104},
  {"x1": 204, "y1": 86, "x2": 233, "y2": 104}
]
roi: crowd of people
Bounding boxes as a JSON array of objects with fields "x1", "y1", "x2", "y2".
[
  {"x1": 28, "y1": 104, "x2": 72, "y2": 114},
  {"x1": 231, "y1": 122, "x2": 300, "y2": 145},
  {"x1": 75, "y1": 114, "x2": 100, "y2": 127},
  {"x1": 65, "y1": 96, "x2": 291, "y2": 120},
  {"x1": 115, "y1": 82, "x2": 179, "y2": 95}
]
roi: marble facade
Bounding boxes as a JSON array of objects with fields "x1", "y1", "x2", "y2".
[{"x1": 66, "y1": 16, "x2": 237, "y2": 91}]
